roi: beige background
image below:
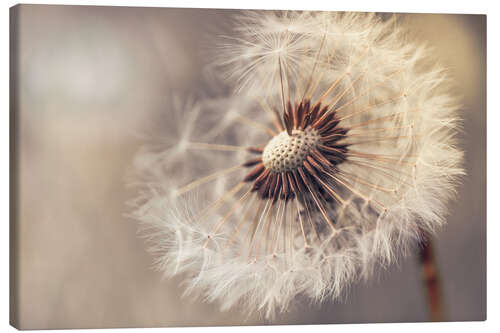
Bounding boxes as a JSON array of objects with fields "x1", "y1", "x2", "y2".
[{"x1": 10, "y1": 5, "x2": 486, "y2": 329}]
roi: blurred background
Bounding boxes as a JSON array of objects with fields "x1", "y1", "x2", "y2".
[{"x1": 10, "y1": 4, "x2": 486, "y2": 329}]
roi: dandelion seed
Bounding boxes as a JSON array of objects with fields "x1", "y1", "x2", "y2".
[{"x1": 130, "y1": 11, "x2": 464, "y2": 319}]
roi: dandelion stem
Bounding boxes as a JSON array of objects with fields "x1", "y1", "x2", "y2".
[{"x1": 418, "y1": 232, "x2": 444, "y2": 322}]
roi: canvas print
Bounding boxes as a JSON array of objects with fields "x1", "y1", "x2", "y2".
[{"x1": 10, "y1": 4, "x2": 486, "y2": 329}]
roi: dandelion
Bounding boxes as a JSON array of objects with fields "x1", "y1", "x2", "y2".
[{"x1": 130, "y1": 11, "x2": 464, "y2": 319}]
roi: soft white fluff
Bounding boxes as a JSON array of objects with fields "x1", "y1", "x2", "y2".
[{"x1": 129, "y1": 11, "x2": 464, "y2": 319}]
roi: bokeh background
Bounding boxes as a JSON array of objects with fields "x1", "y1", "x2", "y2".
[{"x1": 10, "y1": 4, "x2": 486, "y2": 329}]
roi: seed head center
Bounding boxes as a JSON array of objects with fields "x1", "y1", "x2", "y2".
[{"x1": 262, "y1": 128, "x2": 320, "y2": 173}]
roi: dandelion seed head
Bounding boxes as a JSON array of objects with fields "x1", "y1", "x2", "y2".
[{"x1": 130, "y1": 10, "x2": 464, "y2": 319}]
